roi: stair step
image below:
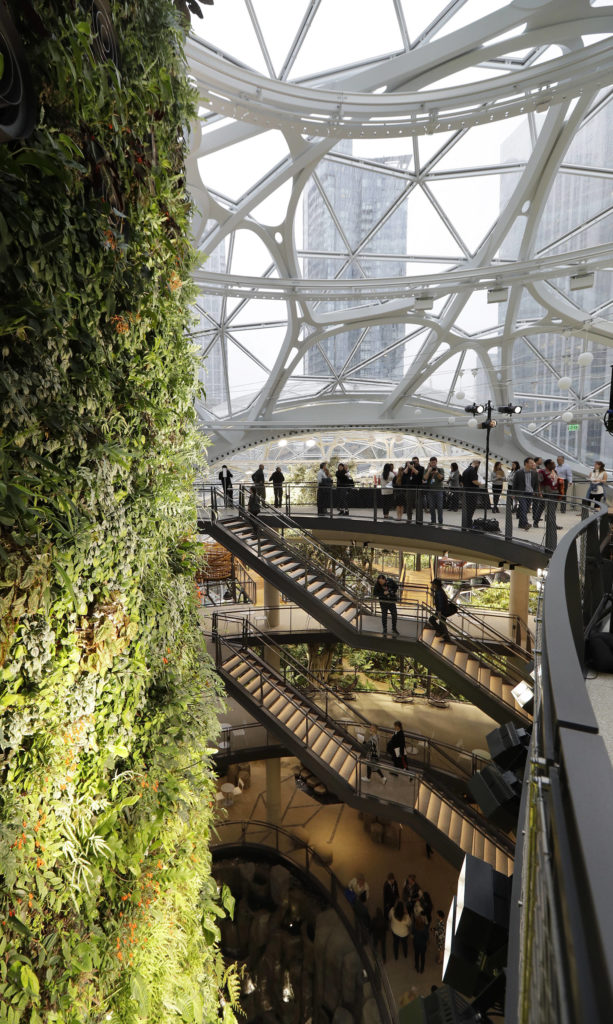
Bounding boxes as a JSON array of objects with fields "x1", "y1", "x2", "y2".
[
  {"x1": 329, "y1": 744, "x2": 351, "y2": 772},
  {"x1": 454, "y1": 651, "x2": 469, "y2": 672},
  {"x1": 311, "y1": 729, "x2": 333, "y2": 756},
  {"x1": 448, "y1": 811, "x2": 463, "y2": 844},
  {"x1": 340, "y1": 606, "x2": 357, "y2": 621},
  {"x1": 472, "y1": 830, "x2": 485, "y2": 861},
  {"x1": 442, "y1": 643, "x2": 457, "y2": 660},
  {"x1": 431, "y1": 636, "x2": 446, "y2": 652},
  {"x1": 489, "y1": 674, "x2": 504, "y2": 697},
  {"x1": 244, "y1": 675, "x2": 273, "y2": 697},
  {"x1": 482, "y1": 838, "x2": 497, "y2": 868},
  {"x1": 497, "y1": 851, "x2": 512, "y2": 876},
  {"x1": 235, "y1": 667, "x2": 261, "y2": 686},
  {"x1": 459, "y1": 818, "x2": 473, "y2": 852},
  {"x1": 417, "y1": 784, "x2": 431, "y2": 816},
  {"x1": 478, "y1": 666, "x2": 491, "y2": 687},
  {"x1": 264, "y1": 693, "x2": 287, "y2": 716},
  {"x1": 279, "y1": 703, "x2": 302, "y2": 727},
  {"x1": 425, "y1": 793, "x2": 442, "y2": 823},
  {"x1": 319, "y1": 736, "x2": 342, "y2": 765},
  {"x1": 338, "y1": 755, "x2": 358, "y2": 782},
  {"x1": 465, "y1": 659, "x2": 480, "y2": 680},
  {"x1": 437, "y1": 802, "x2": 452, "y2": 836},
  {"x1": 223, "y1": 655, "x2": 242, "y2": 673},
  {"x1": 421, "y1": 629, "x2": 436, "y2": 644}
]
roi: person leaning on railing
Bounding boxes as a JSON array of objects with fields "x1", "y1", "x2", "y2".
[{"x1": 316, "y1": 461, "x2": 333, "y2": 515}]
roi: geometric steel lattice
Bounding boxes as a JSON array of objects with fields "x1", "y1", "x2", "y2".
[{"x1": 186, "y1": 0, "x2": 613, "y2": 467}]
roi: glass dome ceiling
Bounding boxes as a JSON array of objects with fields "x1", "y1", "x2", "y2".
[{"x1": 185, "y1": 0, "x2": 613, "y2": 468}]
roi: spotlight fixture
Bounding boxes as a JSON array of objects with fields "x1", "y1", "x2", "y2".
[
  {"x1": 569, "y1": 271, "x2": 595, "y2": 290},
  {"x1": 487, "y1": 286, "x2": 509, "y2": 304},
  {"x1": 511, "y1": 681, "x2": 534, "y2": 713},
  {"x1": 464, "y1": 403, "x2": 484, "y2": 415},
  {"x1": 498, "y1": 404, "x2": 522, "y2": 415},
  {"x1": 414, "y1": 294, "x2": 434, "y2": 311}
]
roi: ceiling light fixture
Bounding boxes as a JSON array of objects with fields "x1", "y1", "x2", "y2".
[
  {"x1": 570, "y1": 271, "x2": 595, "y2": 290},
  {"x1": 487, "y1": 286, "x2": 509, "y2": 304}
]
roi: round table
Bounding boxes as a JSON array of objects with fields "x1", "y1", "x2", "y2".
[
  {"x1": 472, "y1": 748, "x2": 491, "y2": 760},
  {"x1": 221, "y1": 782, "x2": 235, "y2": 806}
]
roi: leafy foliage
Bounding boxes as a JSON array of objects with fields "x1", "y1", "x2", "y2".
[{"x1": 0, "y1": 2, "x2": 235, "y2": 1020}]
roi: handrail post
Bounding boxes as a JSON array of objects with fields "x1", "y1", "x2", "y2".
[
  {"x1": 416, "y1": 486, "x2": 423, "y2": 526},
  {"x1": 373, "y1": 483, "x2": 377, "y2": 522},
  {"x1": 544, "y1": 496, "x2": 557, "y2": 552},
  {"x1": 505, "y1": 490, "x2": 513, "y2": 541}
]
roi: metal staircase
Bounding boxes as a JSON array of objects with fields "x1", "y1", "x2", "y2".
[
  {"x1": 215, "y1": 628, "x2": 515, "y2": 876},
  {"x1": 204, "y1": 505, "x2": 532, "y2": 726}
]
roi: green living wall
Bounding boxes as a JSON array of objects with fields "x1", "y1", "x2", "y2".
[{"x1": 0, "y1": 2, "x2": 237, "y2": 1021}]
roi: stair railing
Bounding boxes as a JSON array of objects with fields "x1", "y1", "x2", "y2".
[{"x1": 414, "y1": 601, "x2": 533, "y2": 708}]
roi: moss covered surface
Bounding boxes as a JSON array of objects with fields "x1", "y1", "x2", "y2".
[{"x1": 0, "y1": 2, "x2": 236, "y2": 1020}]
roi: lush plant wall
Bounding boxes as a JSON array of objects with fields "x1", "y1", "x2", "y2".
[{"x1": 0, "y1": 2, "x2": 236, "y2": 1020}]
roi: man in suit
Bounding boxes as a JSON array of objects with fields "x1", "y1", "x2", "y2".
[{"x1": 511, "y1": 457, "x2": 540, "y2": 530}]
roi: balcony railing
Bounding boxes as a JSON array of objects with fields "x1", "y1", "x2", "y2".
[{"x1": 506, "y1": 506, "x2": 613, "y2": 1024}]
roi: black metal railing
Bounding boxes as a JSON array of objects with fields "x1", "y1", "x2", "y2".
[
  {"x1": 506, "y1": 506, "x2": 613, "y2": 1024},
  {"x1": 214, "y1": 620, "x2": 516, "y2": 857},
  {"x1": 211, "y1": 819, "x2": 398, "y2": 1024}
]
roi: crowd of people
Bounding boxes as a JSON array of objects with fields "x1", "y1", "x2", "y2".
[
  {"x1": 218, "y1": 454, "x2": 608, "y2": 528},
  {"x1": 346, "y1": 868, "x2": 446, "y2": 975}
]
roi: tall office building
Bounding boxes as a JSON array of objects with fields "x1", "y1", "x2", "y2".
[
  {"x1": 196, "y1": 241, "x2": 226, "y2": 412},
  {"x1": 501, "y1": 104, "x2": 613, "y2": 463},
  {"x1": 303, "y1": 141, "x2": 408, "y2": 382}
]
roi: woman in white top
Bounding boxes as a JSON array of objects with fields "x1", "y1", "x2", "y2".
[
  {"x1": 389, "y1": 899, "x2": 411, "y2": 960},
  {"x1": 588, "y1": 460, "x2": 607, "y2": 507},
  {"x1": 380, "y1": 462, "x2": 395, "y2": 518}
]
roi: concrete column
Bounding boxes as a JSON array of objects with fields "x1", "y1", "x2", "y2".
[
  {"x1": 265, "y1": 758, "x2": 282, "y2": 825},
  {"x1": 509, "y1": 570, "x2": 530, "y2": 646},
  {"x1": 263, "y1": 578, "x2": 280, "y2": 628}
]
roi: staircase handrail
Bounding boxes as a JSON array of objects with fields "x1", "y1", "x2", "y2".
[
  {"x1": 208, "y1": 485, "x2": 373, "y2": 614},
  {"x1": 215, "y1": 627, "x2": 368, "y2": 754},
  {"x1": 415, "y1": 601, "x2": 532, "y2": 690},
  {"x1": 241, "y1": 485, "x2": 380, "y2": 594}
]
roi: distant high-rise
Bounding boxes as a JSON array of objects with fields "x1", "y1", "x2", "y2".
[
  {"x1": 303, "y1": 141, "x2": 409, "y2": 382},
  {"x1": 196, "y1": 242, "x2": 226, "y2": 412},
  {"x1": 501, "y1": 106, "x2": 613, "y2": 464}
]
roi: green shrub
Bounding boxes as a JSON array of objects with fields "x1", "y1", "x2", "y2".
[{"x1": 0, "y1": 2, "x2": 236, "y2": 1020}]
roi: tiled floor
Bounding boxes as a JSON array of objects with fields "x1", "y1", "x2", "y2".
[{"x1": 218, "y1": 757, "x2": 461, "y2": 1006}]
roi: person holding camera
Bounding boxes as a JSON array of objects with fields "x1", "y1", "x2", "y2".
[{"x1": 373, "y1": 573, "x2": 399, "y2": 635}]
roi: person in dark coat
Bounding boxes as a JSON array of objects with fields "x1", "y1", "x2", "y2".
[
  {"x1": 383, "y1": 872, "x2": 399, "y2": 920},
  {"x1": 247, "y1": 486, "x2": 260, "y2": 517},
  {"x1": 412, "y1": 913, "x2": 429, "y2": 973},
  {"x1": 373, "y1": 574, "x2": 399, "y2": 634},
  {"x1": 251, "y1": 464, "x2": 266, "y2": 501},
  {"x1": 460, "y1": 459, "x2": 482, "y2": 528},
  {"x1": 335, "y1": 462, "x2": 352, "y2": 516},
  {"x1": 218, "y1": 465, "x2": 234, "y2": 507},
  {"x1": 371, "y1": 907, "x2": 387, "y2": 963},
  {"x1": 510, "y1": 456, "x2": 540, "y2": 530},
  {"x1": 269, "y1": 466, "x2": 285, "y2": 508},
  {"x1": 431, "y1": 578, "x2": 452, "y2": 638},
  {"x1": 387, "y1": 721, "x2": 406, "y2": 769}
]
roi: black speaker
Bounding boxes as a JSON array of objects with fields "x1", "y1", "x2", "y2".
[
  {"x1": 398, "y1": 984, "x2": 478, "y2": 1024},
  {"x1": 468, "y1": 764, "x2": 520, "y2": 831},
  {"x1": 486, "y1": 722, "x2": 530, "y2": 771}
]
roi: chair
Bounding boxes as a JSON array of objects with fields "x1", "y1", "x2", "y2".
[{"x1": 232, "y1": 776, "x2": 245, "y2": 799}]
